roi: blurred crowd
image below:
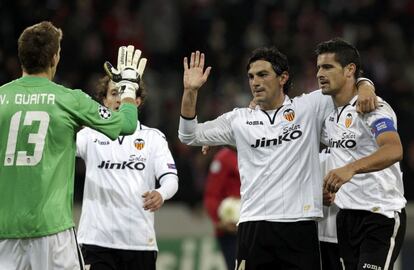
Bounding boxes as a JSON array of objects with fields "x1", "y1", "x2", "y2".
[{"x1": 1, "y1": 0, "x2": 414, "y2": 204}]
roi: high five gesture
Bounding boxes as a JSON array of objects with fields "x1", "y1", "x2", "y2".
[{"x1": 181, "y1": 51, "x2": 211, "y2": 118}]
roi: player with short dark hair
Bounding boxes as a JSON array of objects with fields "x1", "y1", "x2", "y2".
[
  {"x1": 0, "y1": 21, "x2": 144, "y2": 270},
  {"x1": 178, "y1": 48, "x2": 377, "y2": 270},
  {"x1": 246, "y1": 47, "x2": 292, "y2": 94},
  {"x1": 317, "y1": 38, "x2": 406, "y2": 270}
]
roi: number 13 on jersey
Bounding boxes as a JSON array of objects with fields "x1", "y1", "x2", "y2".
[{"x1": 4, "y1": 111, "x2": 49, "y2": 166}]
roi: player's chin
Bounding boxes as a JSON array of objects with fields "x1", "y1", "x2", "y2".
[
  {"x1": 253, "y1": 94, "x2": 265, "y2": 101},
  {"x1": 320, "y1": 87, "x2": 331, "y2": 95}
]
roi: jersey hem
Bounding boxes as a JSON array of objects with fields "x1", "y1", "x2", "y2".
[
  {"x1": 79, "y1": 240, "x2": 158, "y2": 252},
  {"x1": 238, "y1": 212, "x2": 323, "y2": 223},
  {"x1": 0, "y1": 222, "x2": 75, "y2": 239}
]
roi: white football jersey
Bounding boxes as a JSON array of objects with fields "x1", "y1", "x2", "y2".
[
  {"x1": 321, "y1": 96, "x2": 406, "y2": 218},
  {"x1": 179, "y1": 90, "x2": 333, "y2": 223},
  {"x1": 318, "y1": 149, "x2": 339, "y2": 243},
  {"x1": 76, "y1": 122, "x2": 178, "y2": 251}
]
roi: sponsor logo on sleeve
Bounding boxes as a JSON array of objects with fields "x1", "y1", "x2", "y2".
[{"x1": 167, "y1": 163, "x2": 176, "y2": 169}]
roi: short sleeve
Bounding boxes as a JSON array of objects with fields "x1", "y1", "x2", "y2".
[
  {"x1": 76, "y1": 128, "x2": 88, "y2": 158},
  {"x1": 363, "y1": 99, "x2": 397, "y2": 138}
]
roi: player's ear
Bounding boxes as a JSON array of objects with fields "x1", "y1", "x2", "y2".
[
  {"x1": 345, "y1": 63, "x2": 356, "y2": 78},
  {"x1": 51, "y1": 53, "x2": 59, "y2": 68},
  {"x1": 280, "y1": 71, "x2": 289, "y2": 87},
  {"x1": 135, "y1": 97, "x2": 142, "y2": 107}
]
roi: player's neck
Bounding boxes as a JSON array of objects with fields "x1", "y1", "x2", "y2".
[
  {"x1": 261, "y1": 93, "x2": 285, "y2": 111},
  {"x1": 333, "y1": 85, "x2": 357, "y2": 107},
  {"x1": 22, "y1": 69, "x2": 53, "y2": 80}
]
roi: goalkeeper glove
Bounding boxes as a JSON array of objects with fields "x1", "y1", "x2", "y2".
[{"x1": 104, "y1": 45, "x2": 147, "y2": 100}]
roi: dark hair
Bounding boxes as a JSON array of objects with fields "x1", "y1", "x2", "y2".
[
  {"x1": 246, "y1": 46, "x2": 291, "y2": 93},
  {"x1": 315, "y1": 38, "x2": 362, "y2": 78},
  {"x1": 95, "y1": 76, "x2": 147, "y2": 107},
  {"x1": 18, "y1": 21, "x2": 62, "y2": 74}
]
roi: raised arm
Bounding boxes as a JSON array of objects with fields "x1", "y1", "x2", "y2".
[{"x1": 181, "y1": 51, "x2": 212, "y2": 118}]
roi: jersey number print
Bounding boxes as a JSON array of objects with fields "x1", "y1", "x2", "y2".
[{"x1": 4, "y1": 111, "x2": 49, "y2": 166}]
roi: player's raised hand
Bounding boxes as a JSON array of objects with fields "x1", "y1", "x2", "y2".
[
  {"x1": 183, "y1": 51, "x2": 211, "y2": 92},
  {"x1": 104, "y1": 45, "x2": 147, "y2": 100}
]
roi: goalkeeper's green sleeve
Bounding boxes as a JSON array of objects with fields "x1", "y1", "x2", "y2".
[{"x1": 119, "y1": 103, "x2": 138, "y2": 135}]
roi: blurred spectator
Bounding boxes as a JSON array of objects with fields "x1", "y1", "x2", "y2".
[{"x1": 204, "y1": 147, "x2": 240, "y2": 270}]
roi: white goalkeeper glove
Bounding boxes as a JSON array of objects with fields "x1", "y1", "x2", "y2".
[{"x1": 104, "y1": 45, "x2": 147, "y2": 100}]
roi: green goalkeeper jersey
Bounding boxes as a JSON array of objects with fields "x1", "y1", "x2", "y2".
[{"x1": 0, "y1": 76, "x2": 137, "y2": 238}]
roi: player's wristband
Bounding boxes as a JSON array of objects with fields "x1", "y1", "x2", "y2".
[
  {"x1": 118, "y1": 81, "x2": 138, "y2": 100},
  {"x1": 356, "y1": 77, "x2": 374, "y2": 88}
]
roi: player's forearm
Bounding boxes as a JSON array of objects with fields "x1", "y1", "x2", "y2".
[
  {"x1": 157, "y1": 174, "x2": 179, "y2": 201},
  {"x1": 346, "y1": 143, "x2": 402, "y2": 175},
  {"x1": 118, "y1": 103, "x2": 138, "y2": 135},
  {"x1": 181, "y1": 89, "x2": 198, "y2": 119}
]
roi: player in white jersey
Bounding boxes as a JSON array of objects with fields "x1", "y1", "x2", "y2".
[
  {"x1": 76, "y1": 76, "x2": 178, "y2": 270},
  {"x1": 317, "y1": 38, "x2": 406, "y2": 270},
  {"x1": 178, "y1": 48, "x2": 376, "y2": 269}
]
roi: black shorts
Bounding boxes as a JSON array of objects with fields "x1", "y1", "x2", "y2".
[
  {"x1": 81, "y1": 244, "x2": 157, "y2": 270},
  {"x1": 336, "y1": 209, "x2": 406, "y2": 270},
  {"x1": 320, "y1": 241, "x2": 341, "y2": 270},
  {"x1": 235, "y1": 220, "x2": 321, "y2": 270}
]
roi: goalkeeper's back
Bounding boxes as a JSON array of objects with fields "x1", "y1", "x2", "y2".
[{"x1": 0, "y1": 21, "x2": 137, "y2": 239}]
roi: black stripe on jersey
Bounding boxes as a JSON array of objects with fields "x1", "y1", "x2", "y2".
[
  {"x1": 158, "y1": 172, "x2": 178, "y2": 181},
  {"x1": 336, "y1": 104, "x2": 350, "y2": 123},
  {"x1": 261, "y1": 105, "x2": 285, "y2": 125}
]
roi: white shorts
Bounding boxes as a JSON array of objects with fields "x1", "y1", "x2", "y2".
[{"x1": 0, "y1": 228, "x2": 84, "y2": 270}]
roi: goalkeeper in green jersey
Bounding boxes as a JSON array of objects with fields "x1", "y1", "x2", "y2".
[{"x1": 0, "y1": 21, "x2": 147, "y2": 270}]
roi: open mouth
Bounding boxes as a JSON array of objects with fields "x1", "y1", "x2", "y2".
[{"x1": 319, "y1": 81, "x2": 329, "y2": 87}]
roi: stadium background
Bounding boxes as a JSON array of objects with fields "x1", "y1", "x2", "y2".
[{"x1": 1, "y1": 0, "x2": 414, "y2": 269}]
